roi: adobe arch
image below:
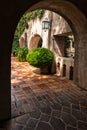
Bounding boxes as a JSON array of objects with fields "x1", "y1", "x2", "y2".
[
  {"x1": 29, "y1": 34, "x2": 42, "y2": 50},
  {"x1": 26, "y1": 0, "x2": 87, "y2": 90}
]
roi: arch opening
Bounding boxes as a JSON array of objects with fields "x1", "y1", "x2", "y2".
[
  {"x1": 24, "y1": 0, "x2": 87, "y2": 89},
  {"x1": 11, "y1": 0, "x2": 87, "y2": 120},
  {"x1": 0, "y1": 0, "x2": 87, "y2": 123},
  {"x1": 29, "y1": 34, "x2": 43, "y2": 50}
]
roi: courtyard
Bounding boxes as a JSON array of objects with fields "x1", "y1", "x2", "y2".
[{"x1": 0, "y1": 56, "x2": 87, "y2": 130}]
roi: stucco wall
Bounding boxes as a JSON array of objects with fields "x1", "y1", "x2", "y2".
[
  {"x1": 19, "y1": 10, "x2": 73, "y2": 77},
  {"x1": 20, "y1": 10, "x2": 71, "y2": 51}
]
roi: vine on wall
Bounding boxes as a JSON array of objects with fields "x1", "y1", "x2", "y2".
[{"x1": 12, "y1": 9, "x2": 44, "y2": 55}]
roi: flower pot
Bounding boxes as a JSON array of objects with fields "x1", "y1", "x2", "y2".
[{"x1": 40, "y1": 64, "x2": 52, "y2": 74}]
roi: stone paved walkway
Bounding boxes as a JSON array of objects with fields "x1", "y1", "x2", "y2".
[{"x1": 0, "y1": 57, "x2": 87, "y2": 130}]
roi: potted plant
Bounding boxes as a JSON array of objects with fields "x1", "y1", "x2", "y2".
[{"x1": 26, "y1": 47, "x2": 54, "y2": 74}]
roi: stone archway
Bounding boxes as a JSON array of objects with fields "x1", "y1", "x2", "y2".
[
  {"x1": 27, "y1": 0, "x2": 87, "y2": 90},
  {"x1": 29, "y1": 34, "x2": 42, "y2": 50},
  {"x1": 0, "y1": 0, "x2": 87, "y2": 121}
]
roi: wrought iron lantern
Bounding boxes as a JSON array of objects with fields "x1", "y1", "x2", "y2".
[{"x1": 42, "y1": 18, "x2": 52, "y2": 31}]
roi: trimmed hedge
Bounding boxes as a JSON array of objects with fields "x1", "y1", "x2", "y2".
[{"x1": 26, "y1": 48, "x2": 54, "y2": 68}]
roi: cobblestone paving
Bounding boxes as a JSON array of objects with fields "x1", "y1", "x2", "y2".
[{"x1": 0, "y1": 57, "x2": 87, "y2": 130}]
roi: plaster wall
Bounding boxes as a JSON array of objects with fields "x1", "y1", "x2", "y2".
[{"x1": 20, "y1": 10, "x2": 71, "y2": 50}]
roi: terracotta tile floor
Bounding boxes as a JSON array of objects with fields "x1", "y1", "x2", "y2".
[{"x1": 0, "y1": 56, "x2": 87, "y2": 130}]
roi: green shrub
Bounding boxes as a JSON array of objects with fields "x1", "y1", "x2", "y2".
[
  {"x1": 17, "y1": 47, "x2": 28, "y2": 62},
  {"x1": 12, "y1": 40, "x2": 19, "y2": 56},
  {"x1": 12, "y1": 47, "x2": 19, "y2": 56},
  {"x1": 26, "y1": 48, "x2": 54, "y2": 68}
]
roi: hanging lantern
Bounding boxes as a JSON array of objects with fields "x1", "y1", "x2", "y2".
[{"x1": 42, "y1": 18, "x2": 51, "y2": 31}]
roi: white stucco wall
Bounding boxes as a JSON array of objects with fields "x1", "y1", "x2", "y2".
[
  {"x1": 20, "y1": 10, "x2": 71, "y2": 50},
  {"x1": 20, "y1": 10, "x2": 74, "y2": 79}
]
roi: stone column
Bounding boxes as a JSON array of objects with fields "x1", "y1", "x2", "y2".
[
  {"x1": 74, "y1": 33, "x2": 87, "y2": 90},
  {"x1": 19, "y1": 36, "x2": 25, "y2": 47}
]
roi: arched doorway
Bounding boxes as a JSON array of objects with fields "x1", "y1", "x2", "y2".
[
  {"x1": 0, "y1": 0, "x2": 87, "y2": 121},
  {"x1": 29, "y1": 34, "x2": 42, "y2": 50},
  {"x1": 12, "y1": 0, "x2": 87, "y2": 114},
  {"x1": 26, "y1": 0, "x2": 87, "y2": 89}
]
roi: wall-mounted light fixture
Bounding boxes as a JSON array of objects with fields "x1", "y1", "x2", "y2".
[{"x1": 42, "y1": 18, "x2": 52, "y2": 32}]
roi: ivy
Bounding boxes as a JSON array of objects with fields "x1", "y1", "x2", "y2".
[
  {"x1": 16, "y1": 9, "x2": 44, "y2": 38},
  {"x1": 12, "y1": 9, "x2": 44, "y2": 55}
]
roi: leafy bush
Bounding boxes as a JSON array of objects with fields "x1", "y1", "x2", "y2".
[
  {"x1": 17, "y1": 47, "x2": 28, "y2": 62},
  {"x1": 12, "y1": 46, "x2": 19, "y2": 56},
  {"x1": 26, "y1": 48, "x2": 54, "y2": 68},
  {"x1": 12, "y1": 38, "x2": 19, "y2": 56},
  {"x1": 12, "y1": 9, "x2": 44, "y2": 56}
]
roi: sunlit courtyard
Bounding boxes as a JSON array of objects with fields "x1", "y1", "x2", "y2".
[{"x1": 9, "y1": 56, "x2": 87, "y2": 130}]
